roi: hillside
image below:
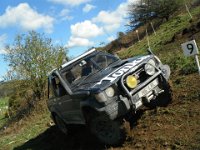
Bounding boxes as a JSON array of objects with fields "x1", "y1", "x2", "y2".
[{"x1": 0, "y1": 4, "x2": 200, "y2": 150}]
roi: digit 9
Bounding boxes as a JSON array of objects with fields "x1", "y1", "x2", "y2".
[{"x1": 187, "y1": 43, "x2": 194, "y2": 54}]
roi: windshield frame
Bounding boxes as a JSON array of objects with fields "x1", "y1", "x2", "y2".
[{"x1": 60, "y1": 51, "x2": 120, "y2": 89}]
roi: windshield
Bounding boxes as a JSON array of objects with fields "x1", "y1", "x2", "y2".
[{"x1": 62, "y1": 52, "x2": 119, "y2": 87}]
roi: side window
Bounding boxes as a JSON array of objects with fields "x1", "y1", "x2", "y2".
[{"x1": 50, "y1": 76, "x2": 67, "y2": 97}]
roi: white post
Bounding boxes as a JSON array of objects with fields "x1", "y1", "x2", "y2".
[
  {"x1": 185, "y1": 3, "x2": 193, "y2": 19},
  {"x1": 150, "y1": 22, "x2": 157, "y2": 35},
  {"x1": 136, "y1": 30, "x2": 140, "y2": 42},
  {"x1": 146, "y1": 29, "x2": 150, "y2": 48},
  {"x1": 195, "y1": 55, "x2": 200, "y2": 75}
]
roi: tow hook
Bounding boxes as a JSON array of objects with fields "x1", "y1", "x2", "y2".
[{"x1": 158, "y1": 89, "x2": 164, "y2": 94}]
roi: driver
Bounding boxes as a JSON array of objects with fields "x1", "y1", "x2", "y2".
[{"x1": 81, "y1": 60, "x2": 92, "y2": 76}]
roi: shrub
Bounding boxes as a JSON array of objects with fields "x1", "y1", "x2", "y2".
[{"x1": 162, "y1": 52, "x2": 198, "y2": 75}]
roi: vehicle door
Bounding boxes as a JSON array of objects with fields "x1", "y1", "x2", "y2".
[{"x1": 51, "y1": 75, "x2": 84, "y2": 124}]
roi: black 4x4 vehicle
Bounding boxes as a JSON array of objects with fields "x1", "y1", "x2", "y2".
[{"x1": 47, "y1": 48, "x2": 171, "y2": 145}]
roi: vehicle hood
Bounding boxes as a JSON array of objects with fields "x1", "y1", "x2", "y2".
[{"x1": 73, "y1": 55, "x2": 152, "y2": 93}]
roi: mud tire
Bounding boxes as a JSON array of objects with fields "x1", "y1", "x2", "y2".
[{"x1": 90, "y1": 115, "x2": 126, "y2": 146}]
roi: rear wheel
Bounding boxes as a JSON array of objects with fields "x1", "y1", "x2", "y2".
[
  {"x1": 54, "y1": 115, "x2": 68, "y2": 135},
  {"x1": 90, "y1": 115, "x2": 126, "y2": 146}
]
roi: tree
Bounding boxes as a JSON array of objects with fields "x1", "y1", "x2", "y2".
[
  {"x1": 150, "y1": 0, "x2": 181, "y2": 21},
  {"x1": 4, "y1": 31, "x2": 67, "y2": 100},
  {"x1": 128, "y1": 0, "x2": 152, "y2": 29},
  {"x1": 128, "y1": 0, "x2": 181, "y2": 29},
  {"x1": 118, "y1": 32, "x2": 125, "y2": 39}
]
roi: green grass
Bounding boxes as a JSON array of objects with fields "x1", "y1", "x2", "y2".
[
  {"x1": 0, "y1": 97, "x2": 8, "y2": 108},
  {"x1": 0, "y1": 98, "x2": 51, "y2": 150},
  {"x1": 0, "y1": 97, "x2": 8, "y2": 120},
  {"x1": 118, "y1": 6, "x2": 200, "y2": 58},
  {"x1": 0, "y1": 97, "x2": 9, "y2": 128},
  {"x1": 0, "y1": 109, "x2": 51, "y2": 150}
]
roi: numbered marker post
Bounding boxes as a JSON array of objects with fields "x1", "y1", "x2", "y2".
[{"x1": 181, "y1": 40, "x2": 200, "y2": 75}]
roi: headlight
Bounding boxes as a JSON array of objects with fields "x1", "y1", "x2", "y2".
[
  {"x1": 145, "y1": 59, "x2": 156, "y2": 75},
  {"x1": 126, "y1": 75, "x2": 138, "y2": 89},
  {"x1": 105, "y1": 87, "x2": 115, "y2": 97},
  {"x1": 95, "y1": 92, "x2": 107, "y2": 103},
  {"x1": 95, "y1": 87, "x2": 115, "y2": 103}
]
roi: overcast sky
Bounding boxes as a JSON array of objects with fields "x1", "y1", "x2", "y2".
[{"x1": 0, "y1": 0, "x2": 138, "y2": 80}]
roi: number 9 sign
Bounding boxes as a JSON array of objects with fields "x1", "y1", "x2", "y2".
[{"x1": 181, "y1": 40, "x2": 199, "y2": 57}]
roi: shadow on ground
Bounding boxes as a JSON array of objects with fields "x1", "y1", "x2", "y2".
[
  {"x1": 13, "y1": 110, "x2": 146, "y2": 150},
  {"x1": 13, "y1": 125, "x2": 104, "y2": 150}
]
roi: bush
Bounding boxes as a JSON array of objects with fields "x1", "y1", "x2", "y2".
[
  {"x1": 8, "y1": 94, "x2": 22, "y2": 116},
  {"x1": 163, "y1": 52, "x2": 198, "y2": 75},
  {"x1": 180, "y1": 60, "x2": 198, "y2": 75},
  {"x1": 4, "y1": 111, "x2": 10, "y2": 118}
]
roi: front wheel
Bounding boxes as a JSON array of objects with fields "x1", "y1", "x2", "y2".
[
  {"x1": 90, "y1": 115, "x2": 126, "y2": 146},
  {"x1": 157, "y1": 81, "x2": 172, "y2": 107}
]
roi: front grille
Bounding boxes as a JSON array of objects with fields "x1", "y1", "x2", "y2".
[{"x1": 120, "y1": 63, "x2": 159, "y2": 99}]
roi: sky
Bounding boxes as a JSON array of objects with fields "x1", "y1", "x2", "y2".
[{"x1": 0, "y1": 0, "x2": 139, "y2": 80}]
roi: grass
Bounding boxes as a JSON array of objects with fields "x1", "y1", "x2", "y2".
[
  {"x1": 0, "y1": 97, "x2": 8, "y2": 108},
  {"x1": 0, "y1": 108, "x2": 51, "y2": 150},
  {"x1": 0, "y1": 97, "x2": 9, "y2": 128},
  {"x1": 118, "y1": 6, "x2": 200, "y2": 57}
]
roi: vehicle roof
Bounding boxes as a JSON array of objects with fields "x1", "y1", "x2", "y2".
[{"x1": 61, "y1": 48, "x2": 96, "y2": 68}]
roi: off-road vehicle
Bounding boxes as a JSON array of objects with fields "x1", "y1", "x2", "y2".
[{"x1": 47, "y1": 48, "x2": 171, "y2": 145}]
